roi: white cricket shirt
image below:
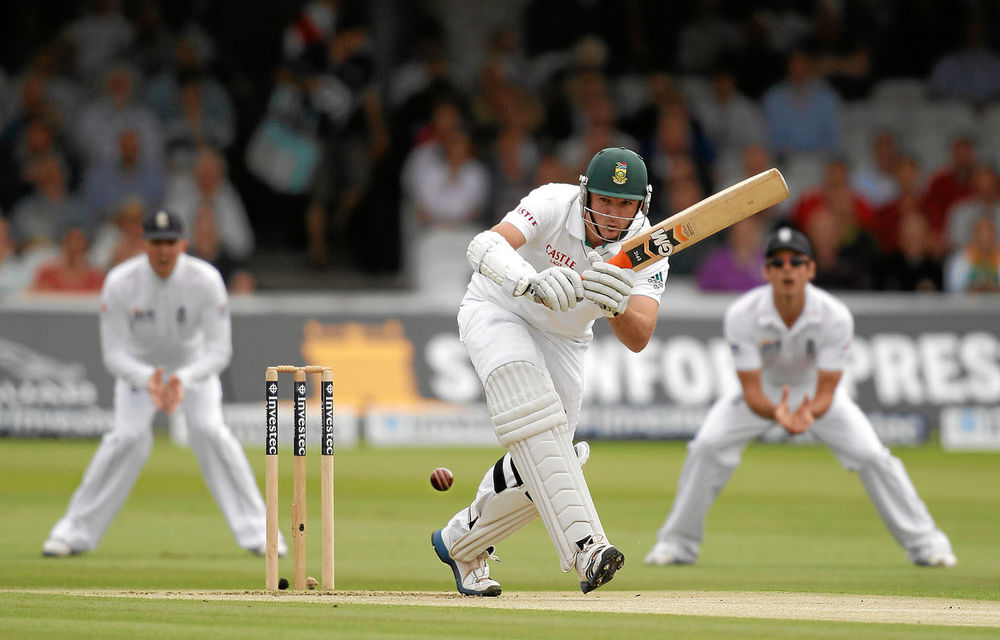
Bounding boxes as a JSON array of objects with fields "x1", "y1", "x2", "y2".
[
  {"x1": 100, "y1": 253, "x2": 232, "y2": 388},
  {"x1": 465, "y1": 183, "x2": 669, "y2": 338},
  {"x1": 725, "y1": 282, "x2": 852, "y2": 397}
]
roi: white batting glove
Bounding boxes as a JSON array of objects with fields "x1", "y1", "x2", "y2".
[
  {"x1": 524, "y1": 266, "x2": 584, "y2": 311},
  {"x1": 582, "y1": 250, "x2": 635, "y2": 317}
]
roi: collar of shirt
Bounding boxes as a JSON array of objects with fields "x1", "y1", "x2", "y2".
[{"x1": 757, "y1": 282, "x2": 823, "y2": 333}]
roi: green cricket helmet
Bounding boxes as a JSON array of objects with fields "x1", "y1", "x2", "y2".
[{"x1": 579, "y1": 147, "x2": 652, "y2": 242}]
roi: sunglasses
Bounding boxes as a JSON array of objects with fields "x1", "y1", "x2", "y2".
[{"x1": 766, "y1": 255, "x2": 809, "y2": 268}]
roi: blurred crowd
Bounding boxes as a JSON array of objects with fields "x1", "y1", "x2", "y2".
[{"x1": 2, "y1": 0, "x2": 1000, "y2": 299}]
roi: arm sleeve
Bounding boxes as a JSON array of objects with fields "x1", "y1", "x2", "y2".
[
  {"x1": 724, "y1": 303, "x2": 762, "y2": 371},
  {"x1": 100, "y1": 281, "x2": 156, "y2": 387},
  {"x1": 174, "y1": 272, "x2": 233, "y2": 386},
  {"x1": 500, "y1": 187, "x2": 558, "y2": 244},
  {"x1": 816, "y1": 306, "x2": 853, "y2": 371}
]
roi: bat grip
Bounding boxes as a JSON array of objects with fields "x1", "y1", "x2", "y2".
[{"x1": 606, "y1": 251, "x2": 632, "y2": 269}]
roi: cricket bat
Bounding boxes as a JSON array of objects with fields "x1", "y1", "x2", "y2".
[{"x1": 607, "y1": 168, "x2": 789, "y2": 272}]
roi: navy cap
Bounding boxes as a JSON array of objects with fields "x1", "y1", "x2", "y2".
[
  {"x1": 764, "y1": 227, "x2": 812, "y2": 258},
  {"x1": 142, "y1": 210, "x2": 185, "y2": 240}
]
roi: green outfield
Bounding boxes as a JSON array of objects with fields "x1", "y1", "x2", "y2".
[{"x1": 1, "y1": 436, "x2": 998, "y2": 638}]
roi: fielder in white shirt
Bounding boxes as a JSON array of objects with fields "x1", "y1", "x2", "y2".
[
  {"x1": 645, "y1": 227, "x2": 956, "y2": 568},
  {"x1": 42, "y1": 210, "x2": 285, "y2": 558},
  {"x1": 431, "y1": 148, "x2": 669, "y2": 595}
]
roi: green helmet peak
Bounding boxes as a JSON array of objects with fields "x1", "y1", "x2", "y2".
[{"x1": 582, "y1": 147, "x2": 649, "y2": 200}]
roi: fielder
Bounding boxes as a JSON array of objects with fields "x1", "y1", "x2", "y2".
[
  {"x1": 645, "y1": 227, "x2": 956, "y2": 568},
  {"x1": 432, "y1": 147, "x2": 669, "y2": 595},
  {"x1": 42, "y1": 210, "x2": 286, "y2": 558}
]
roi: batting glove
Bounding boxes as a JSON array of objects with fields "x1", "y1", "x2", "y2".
[
  {"x1": 525, "y1": 266, "x2": 584, "y2": 311},
  {"x1": 582, "y1": 250, "x2": 635, "y2": 317}
]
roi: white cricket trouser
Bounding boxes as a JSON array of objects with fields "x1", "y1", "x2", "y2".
[
  {"x1": 441, "y1": 300, "x2": 589, "y2": 548},
  {"x1": 654, "y1": 389, "x2": 953, "y2": 563},
  {"x1": 48, "y1": 376, "x2": 271, "y2": 552}
]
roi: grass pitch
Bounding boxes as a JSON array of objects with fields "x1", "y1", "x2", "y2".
[{"x1": 1, "y1": 436, "x2": 997, "y2": 638}]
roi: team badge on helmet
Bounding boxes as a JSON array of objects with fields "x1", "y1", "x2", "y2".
[{"x1": 612, "y1": 162, "x2": 628, "y2": 185}]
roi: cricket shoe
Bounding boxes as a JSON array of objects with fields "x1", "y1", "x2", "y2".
[
  {"x1": 41, "y1": 539, "x2": 80, "y2": 557},
  {"x1": 914, "y1": 551, "x2": 957, "y2": 568},
  {"x1": 644, "y1": 541, "x2": 694, "y2": 566},
  {"x1": 576, "y1": 537, "x2": 624, "y2": 594},
  {"x1": 431, "y1": 529, "x2": 502, "y2": 596}
]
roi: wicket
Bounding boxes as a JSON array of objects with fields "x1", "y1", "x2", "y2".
[{"x1": 265, "y1": 365, "x2": 334, "y2": 591}]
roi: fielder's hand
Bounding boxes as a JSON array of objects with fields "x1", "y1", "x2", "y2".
[
  {"x1": 774, "y1": 385, "x2": 815, "y2": 434},
  {"x1": 162, "y1": 375, "x2": 185, "y2": 416},
  {"x1": 523, "y1": 266, "x2": 584, "y2": 311},
  {"x1": 582, "y1": 250, "x2": 635, "y2": 317},
  {"x1": 147, "y1": 367, "x2": 166, "y2": 411}
]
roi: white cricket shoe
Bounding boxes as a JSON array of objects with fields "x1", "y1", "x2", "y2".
[
  {"x1": 915, "y1": 551, "x2": 957, "y2": 568},
  {"x1": 576, "y1": 537, "x2": 624, "y2": 594},
  {"x1": 41, "y1": 539, "x2": 77, "y2": 557},
  {"x1": 431, "y1": 529, "x2": 501, "y2": 596},
  {"x1": 644, "y1": 541, "x2": 694, "y2": 566}
]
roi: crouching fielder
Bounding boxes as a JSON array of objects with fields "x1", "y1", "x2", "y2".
[
  {"x1": 645, "y1": 227, "x2": 956, "y2": 569},
  {"x1": 431, "y1": 148, "x2": 668, "y2": 595},
  {"x1": 42, "y1": 210, "x2": 283, "y2": 558}
]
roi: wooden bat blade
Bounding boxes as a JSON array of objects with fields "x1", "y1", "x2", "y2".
[{"x1": 608, "y1": 168, "x2": 788, "y2": 271}]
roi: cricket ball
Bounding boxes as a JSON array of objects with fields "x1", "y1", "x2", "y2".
[{"x1": 430, "y1": 467, "x2": 454, "y2": 491}]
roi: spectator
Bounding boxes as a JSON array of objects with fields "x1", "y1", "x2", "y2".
[
  {"x1": 945, "y1": 215, "x2": 1000, "y2": 293},
  {"x1": 302, "y1": 12, "x2": 388, "y2": 268},
  {"x1": 660, "y1": 175, "x2": 711, "y2": 275},
  {"x1": 29, "y1": 224, "x2": 104, "y2": 294},
  {"x1": 806, "y1": 198, "x2": 879, "y2": 290},
  {"x1": 762, "y1": 46, "x2": 842, "y2": 158},
  {"x1": 928, "y1": 19, "x2": 1000, "y2": 107},
  {"x1": 556, "y1": 93, "x2": 637, "y2": 177},
  {"x1": 851, "y1": 130, "x2": 901, "y2": 208},
  {"x1": 485, "y1": 90, "x2": 542, "y2": 224},
  {"x1": 696, "y1": 214, "x2": 767, "y2": 292},
  {"x1": 403, "y1": 129, "x2": 490, "y2": 229},
  {"x1": 945, "y1": 164, "x2": 1000, "y2": 253},
  {"x1": 164, "y1": 148, "x2": 254, "y2": 263},
  {"x1": 676, "y1": 0, "x2": 743, "y2": 74},
  {"x1": 81, "y1": 129, "x2": 165, "y2": 222},
  {"x1": 877, "y1": 211, "x2": 943, "y2": 291},
  {"x1": 792, "y1": 157, "x2": 875, "y2": 234},
  {"x1": 60, "y1": 0, "x2": 135, "y2": 88},
  {"x1": 874, "y1": 155, "x2": 925, "y2": 253},
  {"x1": 0, "y1": 218, "x2": 42, "y2": 297},
  {"x1": 146, "y1": 34, "x2": 236, "y2": 172},
  {"x1": 401, "y1": 128, "x2": 489, "y2": 295},
  {"x1": 283, "y1": 0, "x2": 341, "y2": 61},
  {"x1": 9, "y1": 155, "x2": 93, "y2": 250},
  {"x1": 643, "y1": 100, "x2": 715, "y2": 202},
  {"x1": 188, "y1": 202, "x2": 256, "y2": 295},
  {"x1": 90, "y1": 196, "x2": 146, "y2": 270},
  {"x1": 0, "y1": 116, "x2": 77, "y2": 213},
  {"x1": 76, "y1": 64, "x2": 165, "y2": 169},
  {"x1": 922, "y1": 135, "x2": 978, "y2": 234},
  {"x1": 692, "y1": 67, "x2": 767, "y2": 165}
]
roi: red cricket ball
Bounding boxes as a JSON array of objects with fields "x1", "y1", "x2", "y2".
[{"x1": 430, "y1": 467, "x2": 454, "y2": 491}]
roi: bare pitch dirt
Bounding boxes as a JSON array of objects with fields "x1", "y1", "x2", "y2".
[{"x1": 29, "y1": 589, "x2": 1000, "y2": 627}]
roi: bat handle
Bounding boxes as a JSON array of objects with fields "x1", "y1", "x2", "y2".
[{"x1": 606, "y1": 251, "x2": 632, "y2": 269}]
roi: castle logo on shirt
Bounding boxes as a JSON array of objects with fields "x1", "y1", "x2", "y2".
[
  {"x1": 517, "y1": 207, "x2": 537, "y2": 227},
  {"x1": 131, "y1": 309, "x2": 154, "y2": 322},
  {"x1": 545, "y1": 244, "x2": 576, "y2": 269}
]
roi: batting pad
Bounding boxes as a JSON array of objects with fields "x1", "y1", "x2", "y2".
[
  {"x1": 485, "y1": 361, "x2": 605, "y2": 571},
  {"x1": 450, "y1": 488, "x2": 535, "y2": 562}
]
